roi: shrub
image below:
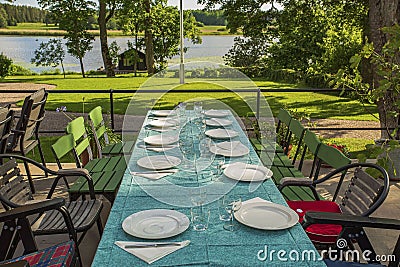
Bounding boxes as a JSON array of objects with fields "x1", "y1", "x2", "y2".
[
  {"x1": 0, "y1": 53, "x2": 13, "y2": 79},
  {"x1": 11, "y1": 64, "x2": 34, "y2": 76}
]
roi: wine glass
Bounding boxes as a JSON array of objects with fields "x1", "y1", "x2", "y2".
[{"x1": 223, "y1": 194, "x2": 242, "y2": 231}]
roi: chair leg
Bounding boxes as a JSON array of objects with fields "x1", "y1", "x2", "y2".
[
  {"x1": 21, "y1": 153, "x2": 35, "y2": 194},
  {"x1": 37, "y1": 139, "x2": 48, "y2": 177},
  {"x1": 96, "y1": 217, "x2": 103, "y2": 236}
]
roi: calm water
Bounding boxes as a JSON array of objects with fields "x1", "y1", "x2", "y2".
[{"x1": 0, "y1": 35, "x2": 235, "y2": 73}]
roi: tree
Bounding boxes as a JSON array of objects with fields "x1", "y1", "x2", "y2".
[
  {"x1": 0, "y1": 6, "x2": 7, "y2": 28},
  {"x1": 31, "y1": 38, "x2": 66, "y2": 78},
  {"x1": 38, "y1": 0, "x2": 95, "y2": 78},
  {"x1": 119, "y1": 1, "x2": 201, "y2": 72},
  {"x1": 0, "y1": 53, "x2": 13, "y2": 79}
]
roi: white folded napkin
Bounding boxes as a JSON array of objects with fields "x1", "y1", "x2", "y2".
[
  {"x1": 115, "y1": 240, "x2": 190, "y2": 264},
  {"x1": 131, "y1": 169, "x2": 178, "y2": 180}
]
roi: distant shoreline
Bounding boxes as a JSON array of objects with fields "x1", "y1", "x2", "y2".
[{"x1": 0, "y1": 28, "x2": 238, "y2": 37}]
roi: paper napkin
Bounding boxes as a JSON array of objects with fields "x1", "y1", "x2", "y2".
[
  {"x1": 115, "y1": 240, "x2": 190, "y2": 264},
  {"x1": 131, "y1": 169, "x2": 178, "y2": 180}
]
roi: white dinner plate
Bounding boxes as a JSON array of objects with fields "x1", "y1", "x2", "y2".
[
  {"x1": 205, "y1": 118, "x2": 233, "y2": 127},
  {"x1": 151, "y1": 110, "x2": 173, "y2": 117},
  {"x1": 144, "y1": 135, "x2": 178, "y2": 146},
  {"x1": 137, "y1": 155, "x2": 181, "y2": 170},
  {"x1": 224, "y1": 162, "x2": 273, "y2": 181},
  {"x1": 235, "y1": 202, "x2": 299, "y2": 230},
  {"x1": 205, "y1": 129, "x2": 238, "y2": 139},
  {"x1": 209, "y1": 141, "x2": 250, "y2": 157},
  {"x1": 204, "y1": 110, "x2": 230, "y2": 118},
  {"x1": 147, "y1": 119, "x2": 178, "y2": 128},
  {"x1": 122, "y1": 209, "x2": 190, "y2": 239}
]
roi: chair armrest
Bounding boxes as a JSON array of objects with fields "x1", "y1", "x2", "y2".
[
  {"x1": 279, "y1": 177, "x2": 313, "y2": 187},
  {"x1": 10, "y1": 129, "x2": 24, "y2": 134},
  {"x1": 0, "y1": 261, "x2": 29, "y2": 267},
  {"x1": 304, "y1": 212, "x2": 400, "y2": 231},
  {"x1": 0, "y1": 198, "x2": 65, "y2": 223},
  {"x1": 57, "y1": 168, "x2": 90, "y2": 177}
]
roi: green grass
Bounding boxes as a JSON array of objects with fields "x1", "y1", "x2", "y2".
[
  {"x1": 3, "y1": 74, "x2": 378, "y2": 120},
  {"x1": 0, "y1": 23, "x2": 233, "y2": 36}
]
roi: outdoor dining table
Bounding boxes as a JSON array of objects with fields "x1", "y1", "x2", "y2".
[{"x1": 92, "y1": 110, "x2": 324, "y2": 267}]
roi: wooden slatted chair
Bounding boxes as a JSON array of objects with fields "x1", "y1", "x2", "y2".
[
  {"x1": 279, "y1": 163, "x2": 389, "y2": 248},
  {"x1": 6, "y1": 89, "x2": 48, "y2": 193},
  {"x1": 64, "y1": 117, "x2": 126, "y2": 202},
  {"x1": 88, "y1": 106, "x2": 135, "y2": 157},
  {"x1": 0, "y1": 198, "x2": 80, "y2": 266},
  {"x1": 0, "y1": 154, "x2": 103, "y2": 250},
  {"x1": 276, "y1": 108, "x2": 292, "y2": 154}
]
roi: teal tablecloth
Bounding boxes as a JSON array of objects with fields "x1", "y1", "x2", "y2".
[{"x1": 92, "y1": 111, "x2": 325, "y2": 267}]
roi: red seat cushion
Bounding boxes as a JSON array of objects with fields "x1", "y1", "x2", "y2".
[
  {"x1": 1, "y1": 241, "x2": 75, "y2": 267},
  {"x1": 287, "y1": 200, "x2": 343, "y2": 244}
]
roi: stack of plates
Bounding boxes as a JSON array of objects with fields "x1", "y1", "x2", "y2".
[
  {"x1": 122, "y1": 209, "x2": 190, "y2": 239},
  {"x1": 205, "y1": 118, "x2": 232, "y2": 127},
  {"x1": 147, "y1": 118, "x2": 178, "y2": 128},
  {"x1": 151, "y1": 110, "x2": 173, "y2": 117},
  {"x1": 204, "y1": 110, "x2": 230, "y2": 118},
  {"x1": 235, "y1": 201, "x2": 299, "y2": 230},
  {"x1": 223, "y1": 162, "x2": 273, "y2": 181},
  {"x1": 144, "y1": 135, "x2": 178, "y2": 146},
  {"x1": 209, "y1": 141, "x2": 249, "y2": 157},
  {"x1": 205, "y1": 129, "x2": 238, "y2": 139},
  {"x1": 137, "y1": 155, "x2": 181, "y2": 170}
]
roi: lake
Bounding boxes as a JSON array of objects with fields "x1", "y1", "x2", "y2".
[{"x1": 0, "y1": 35, "x2": 236, "y2": 73}]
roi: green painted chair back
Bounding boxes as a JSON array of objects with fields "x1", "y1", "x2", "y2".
[
  {"x1": 51, "y1": 134, "x2": 79, "y2": 169},
  {"x1": 316, "y1": 143, "x2": 351, "y2": 170},
  {"x1": 297, "y1": 129, "x2": 321, "y2": 173},
  {"x1": 66, "y1": 117, "x2": 93, "y2": 161},
  {"x1": 88, "y1": 106, "x2": 109, "y2": 158},
  {"x1": 276, "y1": 108, "x2": 292, "y2": 153},
  {"x1": 287, "y1": 118, "x2": 306, "y2": 163}
]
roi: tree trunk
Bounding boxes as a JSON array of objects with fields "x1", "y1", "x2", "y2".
[
  {"x1": 368, "y1": 0, "x2": 400, "y2": 139},
  {"x1": 79, "y1": 57, "x2": 86, "y2": 78},
  {"x1": 144, "y1": 0, "x2": 155, "y2": 75},
  {"x1": 61, "y1": 61, "x2": 65, "y2": 78},
  {"x1": 134, "y1": 33, "x2": 138, "y2": 77},
  {"x1": 98, "y1": 0, "x2": 115, "y2": 77}
]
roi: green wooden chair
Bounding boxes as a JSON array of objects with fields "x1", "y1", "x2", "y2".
[
  {"x1": 298, "y1": 129, "x2": 322, "y2": 174},
  {"x1": 64, "y1": 117, "x2": 127, "y2": 202},
  {"x1": 88, "y1": 106, "x2": 135, "y2": 157},
  {"x1": 52, "y1": 133, "x2": 126, "y2": 203},
  {"x1": 276, "y1": 108, "x2": 292, "y2": 154}
]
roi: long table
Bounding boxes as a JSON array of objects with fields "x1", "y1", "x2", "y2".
[{"x1": 92, "y1": 110, "x2": 325, "y2": 266}]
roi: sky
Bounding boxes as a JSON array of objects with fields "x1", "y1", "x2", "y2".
[{"x1": 0, "y1": 0, "x2": 206, "y2": 9}]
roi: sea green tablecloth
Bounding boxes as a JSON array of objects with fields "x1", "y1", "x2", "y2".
[{"x1": 92, "y1": 110, "x2": 325, "y2": 267}]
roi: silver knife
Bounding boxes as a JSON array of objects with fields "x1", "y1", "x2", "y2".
[{"x1": 124, "y1": 242, "x2": 182, "y2": 248}]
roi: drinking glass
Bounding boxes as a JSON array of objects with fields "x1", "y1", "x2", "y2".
[
  {"x1": 194, "y1": 101, "x2": 203, "y2": 117},
  {"x1": 190, "y1": 188, "x2": 207, "y2": 206},
  {"x1": 191, "y1": 206, "x2": 210, "y2": 231},
  {"x1": 222, "y1": 194, "x2": 242, "y2": 231}
]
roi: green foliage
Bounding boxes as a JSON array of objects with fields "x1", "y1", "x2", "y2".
[
  {"x1": 11, "y1": 64, "x2": 34, "y2": 76},
  {"x1": 38, "y1": 0, "x2": 95, "y2": 77},
  {"x1": 223, "y1": 36, "x2": 269, "y2": 67},
  {"x1": 0, "y1": 53, "x2": 13, "y2": 79},
  {"x1": 31, "y1": 38, "x2": 66, "y2": 78},
  {"x1": 0, "y1": 5, "x2": 7, "y2": 28},
  {"x1": 0, "y1": 3, "x2": 50, "y2": 26},
  {"x1": 191, "y1": 9, "x2": 226, "y2": 26},
  {"x1": 108, "y1": 41, "x2": 121, "y2": 66}
]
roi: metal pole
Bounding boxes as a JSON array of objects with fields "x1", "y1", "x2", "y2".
[
  {"x1": 179, "y1": 0, "x2": 185, "y2": 84},
  {"x1": 110, "y1": 89, "x2": 115, "y2": 131},
  {"x1": 256, "y1": 88, "x2": 261, "y2": 119}
]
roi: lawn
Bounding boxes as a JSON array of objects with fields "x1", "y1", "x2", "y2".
[
  {"x1": 4, "y1": 74, "x2": 378, "y2": 120},
  {"x1": 0, "y1": 23, "x2": 233, "y2": 36}
]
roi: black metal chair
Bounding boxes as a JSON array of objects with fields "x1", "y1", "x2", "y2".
[
  {"x1": 0, "y1": 106, "x2": 14, "y2": 156},
  {"x1": 0, "y1": 198, "x2": 80, "y2": 267},
  {"x1": 279, "y1": 163, "x2": 390, "y2": 248},
  {"x1": 0, "y1": 154, "x2": 103, "y2": 255},
  {"x1": 6, "y1": 89, "x2": 48, "y2": 193},
  {"x1": 304, "y1": 212, "x2": 400, "y2": 267}
]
